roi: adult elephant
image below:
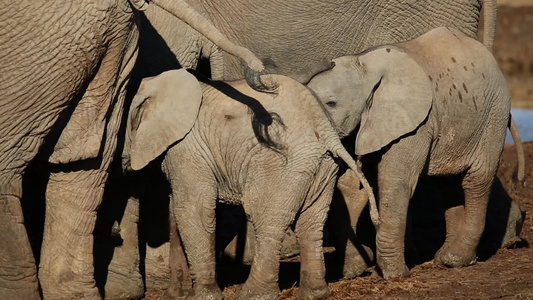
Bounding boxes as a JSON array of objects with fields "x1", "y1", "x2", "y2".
[
  {"x1": 0, "y1": 0, "x2": 263, "y2": 299},
  {"x1": 136, "y1": 0, "x2": 496, "y2": 81}
]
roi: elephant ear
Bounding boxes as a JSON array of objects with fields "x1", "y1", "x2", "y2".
[
  {"x1": 355, "y1": 46, "x2": 433, "y2": 155},
  {"x1": 129, "y1": 69, "x2": 202, "y2": 170}
]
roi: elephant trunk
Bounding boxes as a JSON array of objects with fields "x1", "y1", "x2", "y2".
[
  {"x1": 148, "y1": 0, "x2": 264, "y2": 73},
  {"x1": 318, "y1": 120, "x2": 380, "y2": 228},
  {"x1": 481, "y1": 0, "x2": 497, "y2": 51},
  {"x1": 289, "y1": 59, "x2": 336, "y2": 85}
]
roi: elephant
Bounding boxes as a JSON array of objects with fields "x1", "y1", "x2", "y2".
[
  {"x1": 305, "y1": 27, "x2": 512, "y2": 279},
  {"x1": 0, "y1": 0, "x2": 264, "y2": 299},
  {"x1": 122, "y1": 68, "x2": 376, "y2": 299},
  {"x1": 98, "y1": 0, "x2": 516, "y2": 294},
  {"x1": 135, "y1": 0, "x2": 496, "y2": 81}
]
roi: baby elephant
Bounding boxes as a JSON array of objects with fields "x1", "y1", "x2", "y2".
[
  {"x1": 306, "y1": 27, "x2": 511, "y2": 279},
  {"x1": 125, "y1": 69, "x2": 374, "y2": 299}
]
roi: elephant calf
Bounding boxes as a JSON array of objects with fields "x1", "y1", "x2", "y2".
[
  {"x1": 124, "y1": 69, "x2": 374, "y2": 299},
  {"x1": 306, "y1": 27, "x2": 512, "y2": 279}
]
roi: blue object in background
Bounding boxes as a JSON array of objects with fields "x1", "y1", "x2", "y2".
[{"x1": 506, "y1": 108, "x2": 533, "y2": 144}]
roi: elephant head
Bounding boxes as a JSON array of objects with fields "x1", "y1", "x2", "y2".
[
  {"x1": 306, "y1": 47, "x2": 433, "y2": 155},
  {"x1": 125, "y1": 69, "x2": 203, "y2": 171}
]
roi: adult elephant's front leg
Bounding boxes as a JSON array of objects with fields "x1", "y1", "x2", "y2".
[
  {"x1": 0, "y1": 181, "x2": 40, "y2": 300},
  {"x1": 39, "y1": 166, "x2": 110, "y2": 299}
]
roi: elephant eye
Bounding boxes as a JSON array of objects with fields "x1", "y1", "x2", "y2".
[{"x1": 325, "y1": 97, "x2": 337, "y2": 108}]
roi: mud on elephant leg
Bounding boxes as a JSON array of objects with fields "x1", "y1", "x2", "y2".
[{"x1": 0, "y1": 189, "x2": 40, "y2": 300}]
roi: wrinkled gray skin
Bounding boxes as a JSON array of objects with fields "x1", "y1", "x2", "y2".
[
  {"x1": 124, "y1": 0, "x2": 499, "y2": 282},
  {"x1": 0, "y1": 0, "x2": 264, "y2": 299},
  {"x1": 307, "y1": 27, "x2": 511, "y2": 279},
  {"x1": 136, "y1": 0, "x2": 496, "y2": 81},
  {"x1": 124, "y1": 69, "x2": 369, "y2": 299},
  {"x1": 102, "y1": 0, "x2": 500, "y2": 294}
]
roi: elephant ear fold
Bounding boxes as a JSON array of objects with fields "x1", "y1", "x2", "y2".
[
  {"x1": 129, "y1": 69, "x2": 203, "y2": 170},
  {"x1": 355, "y1": 47, "x2": 433, "y2": 155}
]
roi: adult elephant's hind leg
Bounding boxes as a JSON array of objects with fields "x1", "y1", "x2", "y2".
[{"x1": 0, "y1": 180, "x2": 40, "y2": 300}]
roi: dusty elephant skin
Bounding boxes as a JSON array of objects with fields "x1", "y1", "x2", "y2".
[
  {"x1": 135, "y1": 0, "x2": 496, "y2": 81},
  {"x1": 307, "y1": 27, "x2": 511, "y2": 279},
  {"x1": 123, "y1": 69, "x2": 373, "y2": 299},
  {"x1": 123, "y1": 0, "x2": 503, "y2": 286},
  {"x1": 0, "y1": 1, "x2": 139, "y2": 299},
  {"x1": 0, "y1": 0, "x2": 265, "y2": 299}
]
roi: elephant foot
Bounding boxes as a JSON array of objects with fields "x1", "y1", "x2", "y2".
[
  {"x1": 165, "y1": 283, "x2": 194, "y2": 299},
  {"x1": 190, "y1": 284, "x2": 222, "y2": 300},
  {"x1": 236, "y1": 284, "x2": 279, "y2": 300},
  {"x1": 343, "y1": 244, "x2": 374, "y2": 279},
  {"x1": 39, "y1": 277, "x2": 101, "y2": 300},
  {"x1": 375, "y1": 259, "x2": 410, "y2": 279},
  {"x1": 434, "y1": 243, "x2": 477, "y2": 268},
  {"x1": 296, "y1": 283, "x2": 330, "y2": 300},
  {"x1": 104, "y1": 269, "x2": 144, "y2": 300}
]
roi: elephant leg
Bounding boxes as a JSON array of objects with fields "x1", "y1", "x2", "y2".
[
  {"x1": 165, "y1": 204, "x2": 193, "y2": 298},
  {"x1": 0, "y1": 179, "x2": 40, "y2": 300},
  {"x1": 431, "y1": 177, "x2": 465, "y2": 262},
  {"x1": 38, "y1": 166, "x2": 110, "y2": 299},
  {"x1": 434, "y1": 163, "x2": 495, "y2": 267},
  {"x1": 102, "y1": 197, "x2": 144, "y2": 299},
  {"x1": 171, "y1": 173, "x2": 220, "y2": 299},
  {"x1": 295, "y1": 171, "x2": 337, "y2": 300},
  {"x1": 223, "y1": 219, "x2": 299, "y2": 264},
  {"x1": 39, "y1": 24, "x2": 138, "y2": 298},
  {"x1": 376, "y1": 138, "x2": 429, "y2": 279},
  {"x1": 327, "y1": 168, "x2": 374, "y2": 279},
  {"x1": 237, "y1": 177, "x2": 305, "y2": 300}
]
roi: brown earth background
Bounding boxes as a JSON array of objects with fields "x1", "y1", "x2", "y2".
[
  {"x1": 482, "y1": 1, "x2": 533, "y2": 108},
  {"x1": 147, "y1": 3, "x2": 533, "y2": 299}
]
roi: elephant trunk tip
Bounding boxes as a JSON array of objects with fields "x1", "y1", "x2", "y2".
[{"x1": 243, "y1": 60, "x2": 279, "y2": 94}]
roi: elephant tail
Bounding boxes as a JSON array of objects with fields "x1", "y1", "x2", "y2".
[
  {"x1": 509, "y1": 115, "x2": 526, "y2": 187},
  {"x1": 320, "y1": 125, "x2": 379, "y2": 228},
  {"x1": 148, "y1": 0, "x2": 264, "y2": 73},
  {"x1": 481, "y1": 0, "x2": 497, "y2": 51},
  {"x1": 334, "y1": 144, "x2": 380, "y2": 229}
]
